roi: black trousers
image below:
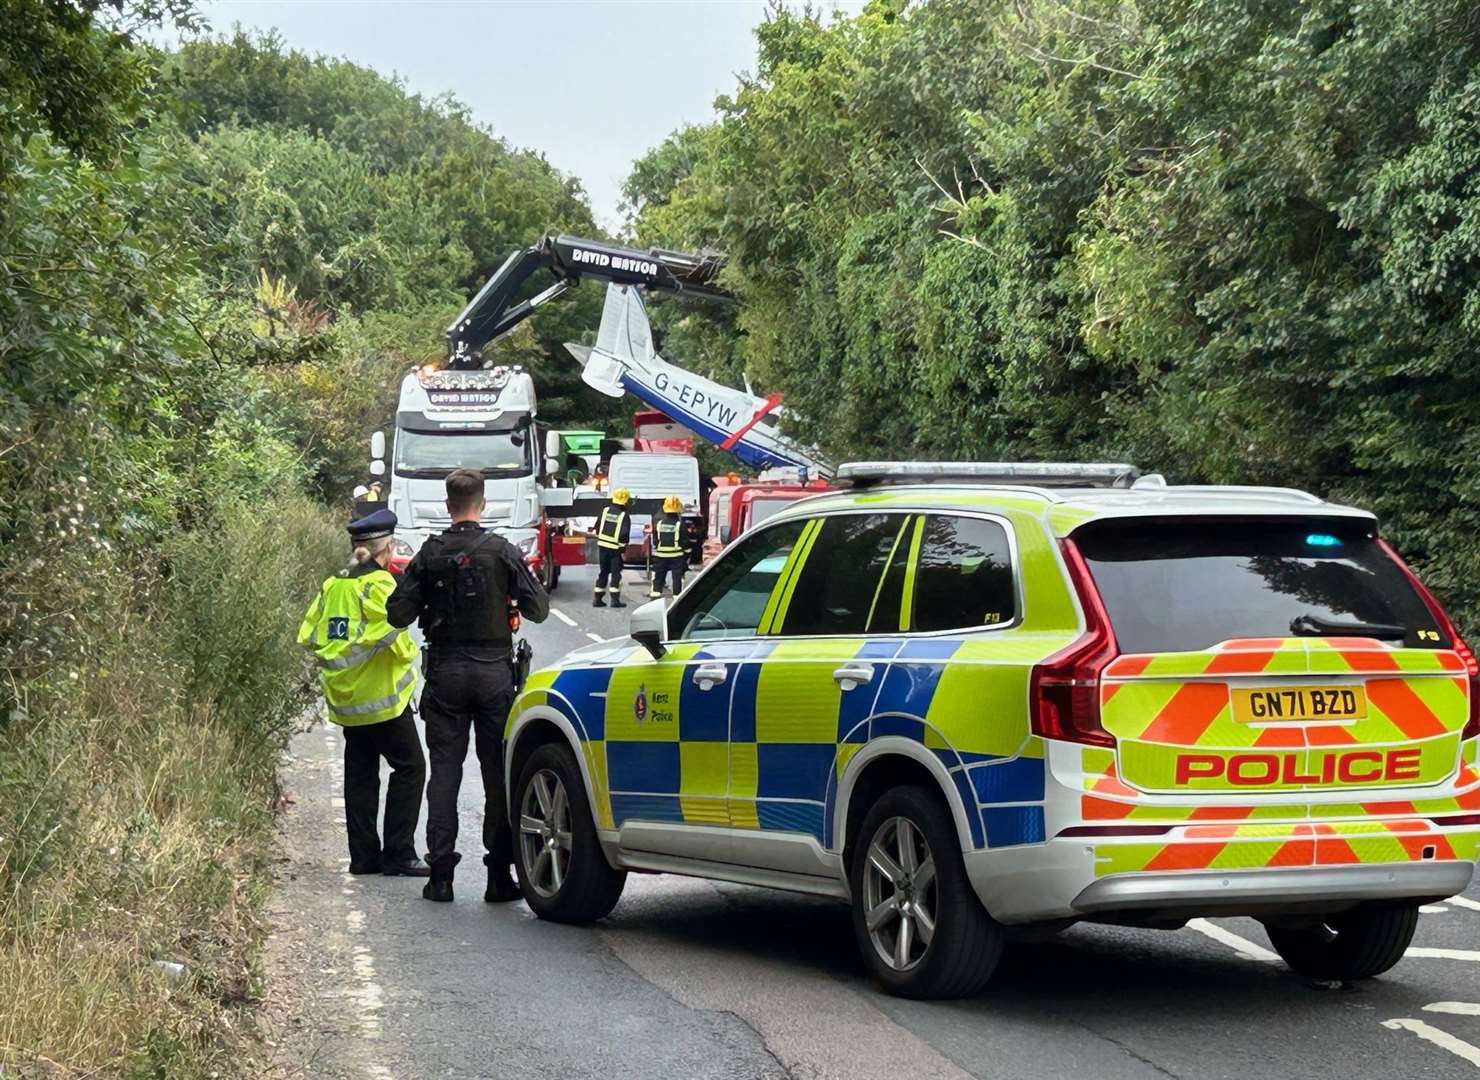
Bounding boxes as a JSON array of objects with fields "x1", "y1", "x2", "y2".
[
  {"x1": 421, "y1": 647, "x2": 515, "y2": 873},
  {"x1": 651, "y1": 555, "x2": 686, "y2": 595},
  {"x1": 595, "y1": 547, "x2": 624, "y2": 594},
  {"x1": 342, "y1": 706, "x2": 425, "y2": 867}
]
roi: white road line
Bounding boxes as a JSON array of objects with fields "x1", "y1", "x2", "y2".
[
  {"x1": 587, "y1": 632, "x2": 604, "y2": 642},
  {"x1": 1187, "y1": 919, "x2": 1280, "y2": 963},
  {"x1": 1382, "y1": 1019, "x2": 1480, "y2": 1067},
  {"x1": 1421, "y1": 905, "x2": 1450, "y2": 913},
  {"x1": 1425, "y1": 1002, "x2": 1480, "y2": 1016},
  {"x1": 1408, "y1": 947, "x2": 1480, "y2": 962},
  {"x1": 1448, "y1": 895, "x2": 1480, "y2": 913},
  {"x1": 550, "y1": 607, "x2": 578, "y2": 628}
]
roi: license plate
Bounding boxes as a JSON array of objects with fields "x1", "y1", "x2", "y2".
[{"x1": 1231, "y1": 685, "x2": 1367, "y2": 723}]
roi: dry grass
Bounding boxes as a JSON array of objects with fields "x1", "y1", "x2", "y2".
[{"x1": 0, "y1": 494, "x2": 341, "y2": 1077}]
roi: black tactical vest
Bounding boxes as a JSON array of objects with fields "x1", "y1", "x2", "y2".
[{"x1": 420, "y1": 528, "x2": 512, "y2": 646}]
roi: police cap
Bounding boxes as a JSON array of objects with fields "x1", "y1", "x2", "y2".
[{"x1": 348, "y1": 507, "x2": 397, "y2": 542}]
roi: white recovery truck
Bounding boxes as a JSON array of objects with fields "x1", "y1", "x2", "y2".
[{"x1": 370, "y1": 363, "x2": 564, "y2": 590}]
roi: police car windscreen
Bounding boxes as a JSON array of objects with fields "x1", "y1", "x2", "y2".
[
  {"x1": 1074, "y1": 518, "x2": 1443, "y2": 654},
  {"x1": 395, "y1": 429, "x2": 529, "y2": 476}
]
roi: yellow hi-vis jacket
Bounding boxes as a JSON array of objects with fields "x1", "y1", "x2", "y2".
[{"x1": 297, "y1": 565, "x2": 417, "y2": 727}]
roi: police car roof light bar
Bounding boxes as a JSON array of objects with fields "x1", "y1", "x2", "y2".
[
  {"x1": 445, "y1": 234, "x2": 731, "y2": 370},
  {"x1": 837, "y1": 461, "x2": 1143, "y2": 489}
]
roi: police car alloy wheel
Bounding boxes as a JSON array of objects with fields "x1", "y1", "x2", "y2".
[
  {"x1": 1262, "y1": 903, "x2": 1420, "y2": 981},
  {"x1": 513, "y1": 743, "x2": 626, "y2": 923},
  {"x1": 849, "y1": 786, "x2": 1003, "y2": 999},
  {"x1": 519, "y1": 768, "x2": 572, "y2": 899},
  {"x1": 863, "y1": 817, "x2": 935, "y2": 973}
]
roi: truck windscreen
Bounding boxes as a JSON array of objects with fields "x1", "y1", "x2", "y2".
[{"x1": 394, "y1": 429, "x2": 530, "y2": 477}]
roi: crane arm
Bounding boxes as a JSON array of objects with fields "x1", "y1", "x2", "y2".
[{"x1": 445, "y1": 233, "x2": 729, "y2": 369}]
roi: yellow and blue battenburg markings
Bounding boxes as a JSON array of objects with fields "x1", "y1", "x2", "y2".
[
  {"x1": 509, "y1": 501, "x2": 1086, "y2": 854},
  {"x1": 516, "y1": 634, "x2": 1060, "y2": 853}
]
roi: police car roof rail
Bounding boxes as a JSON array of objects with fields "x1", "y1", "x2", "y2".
[
  {"x1": 1151, "y1": 484, "x2": 1326, "y2": 505},
  {"x1": 837, "y1": 461, "x2": 1142, "y2": 489},
  {"x1": 446, "y1": 234, "x2": 731, "y2": 369}
]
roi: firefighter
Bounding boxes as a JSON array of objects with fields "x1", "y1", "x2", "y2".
[
  {"x1": 386, "y1": 469, "x2": 549, "y2": 903},
  {"x1": 593, "y1": 487, "x2": 632, "y2": 608},
  {"x1": 297, "y1": 509, "x2": 429, "y2": 878},
  {"x1": 649, "y1": 495, "x2": 688, "y2": 599}
]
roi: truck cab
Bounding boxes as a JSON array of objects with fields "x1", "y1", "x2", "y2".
[
  {"x1": 377, "y1": 365, "x2": 557, "y2": 587},
  {"x1": 703, "y1": 475, "x2": 835, "y2": 562}
]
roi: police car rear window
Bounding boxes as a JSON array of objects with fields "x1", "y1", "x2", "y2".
[
  {"x1": 911, "y1": 515, "x2": 1016, "y2": 632},
  {"x1": 1074, "y1": 519, "x2": 1444, "y2": 654}
]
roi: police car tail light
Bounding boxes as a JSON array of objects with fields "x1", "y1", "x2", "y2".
[
  {"x1": 1030, "y1": 539, "x2": 1119, "y2": 748},
  {"x1": 1378, "y1": 537, "x2": 1480, "y2": 739}
]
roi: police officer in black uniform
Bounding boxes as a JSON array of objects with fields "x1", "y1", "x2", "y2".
[{"x1": 387, "y1": 468, "x2": 549, "y2": 903}]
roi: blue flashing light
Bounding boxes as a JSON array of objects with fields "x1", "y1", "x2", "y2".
[{"x1": 1305, "y1": 533, "x2": 1343, "y2": 548}]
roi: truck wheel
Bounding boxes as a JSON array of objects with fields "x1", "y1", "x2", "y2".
[
  {"x1": 540, "y1": 549, "x2": 557, "y2": 592},
  {"x1": 849, "y1": 785, "x2": 1003, "y2": 998},
  {"x1": 1264, "y1": 904, "x2": 1418, "y2": 980},
  {"x1": 514, "y1": 743, "x2": 625, "y2": 923}
]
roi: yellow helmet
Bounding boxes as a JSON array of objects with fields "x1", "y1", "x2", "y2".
[
  {"x1": 662, "y1": 495, "x2": 683, "y2": 514},
  {"x1": 612, "y1": 488, "x2": 632, "y2": 506}
]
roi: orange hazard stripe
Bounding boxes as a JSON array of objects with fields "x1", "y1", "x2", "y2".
[
  {"x1": 1336, "y1": 644, "x2": 1401, "y2": 672},
  {"x1": 1145, "y1": 842, "x2": 1227, "y2": 871},
  {"x1": 1367, "y1": 679, "x2": 1448, "y2": 739},
  {"x1": 1138, "y1": 681, "x2": 1227, "y2": 745},
  {"x1": 1205, "y1": 650, "x2": 1277, "y2": 675}
]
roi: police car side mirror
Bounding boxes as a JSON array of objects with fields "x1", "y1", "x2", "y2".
[{"x1": 629, "y1": 599, "x2": 667, "y2": 660}]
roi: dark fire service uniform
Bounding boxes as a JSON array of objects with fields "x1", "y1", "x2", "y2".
[
  {"x1": 593, "y1": 496, "x2": 632, "y2": 608},
  {"x1": 649, "y1": 510, "x2": 687, "y2": 598},
  {"x1": 297, "y1": 509, "x2": 428, "y2": 877},
  {"x1": 387, "y1": 521, "x2": 549, "y2": 901}
]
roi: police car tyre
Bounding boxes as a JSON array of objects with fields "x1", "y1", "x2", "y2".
[
  {"x1": 514, "y1": 743, "x2": 626, "y2": 923},
  {"x1": 1263, "y1": 902, "x2": 1418, "y2": 981},
  {"x1": 849, "y1": 786, "x2": 1003, "y2": 999}
]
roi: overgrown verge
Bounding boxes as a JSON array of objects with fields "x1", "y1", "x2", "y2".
[
  {"x1": 1, "y1": 484, "x2": 340, "y2": 1077},
  {"x1": 2, "y1": 3, "x2": 607, "y2": 1072}
]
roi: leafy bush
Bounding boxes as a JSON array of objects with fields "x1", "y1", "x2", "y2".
[{"x1": 626, "y1": 0, "x2": 1480, "y2": 631}]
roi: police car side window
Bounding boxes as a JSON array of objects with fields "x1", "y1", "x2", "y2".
[
  {"x1": 911, "y1": 515, "x2": 1016, "y2": 632},
  {"x1": 670, "y1": 520, "x2": 806, "y2": 641},
  {"x1": 780, "y1": 513, "x2": 912, "y2": 637}
]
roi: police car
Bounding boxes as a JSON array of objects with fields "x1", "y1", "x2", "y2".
[{"x1": 505, "y1": 462, "x2": 1480, "y2": 998}]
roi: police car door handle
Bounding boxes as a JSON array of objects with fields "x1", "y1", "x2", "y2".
[
  {"x1": 833, "y1": 664, "x2": 875, "y2": 691},
  {"x1": 693, "y1": 664, "x2": 728, "y2": 691}
]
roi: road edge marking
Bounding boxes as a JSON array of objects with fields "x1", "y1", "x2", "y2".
[
  {"x1": 551, "y1": 608, "x2": 578, "y2": 627},
  {"x1": 1382, "y1": 1018, "x2": 1480, "y2": 1067},
  {"x1": 1407, "y1": 947, "x2": 1480, "y2": 962}
]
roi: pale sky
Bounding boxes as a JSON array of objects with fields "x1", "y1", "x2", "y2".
[{"x1": 178, "y1": 0, "x2": 867, "y2": 230}]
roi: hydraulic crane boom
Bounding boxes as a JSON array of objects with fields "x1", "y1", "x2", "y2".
[{"x1": 445, "y1": 234, "x2": 730, "y2": 369}]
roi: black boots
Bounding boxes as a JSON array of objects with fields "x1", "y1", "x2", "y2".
[
  {"x1": 382, "y1": 856, "x2": 431, "y2": 877},
  {"x1": 592, "y1": 593, "x2": 606, "y2": 608},
  {"x1": 422, "y1": 859, "x2": 456, "y2": 902},
  {"x1": 485, "y1": 860, "x2": 521, "y2": 903}
]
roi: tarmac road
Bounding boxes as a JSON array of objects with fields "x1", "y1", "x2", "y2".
[{"x1": 265, "y1": 564, "x2": 1480, "y2": 1080}]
